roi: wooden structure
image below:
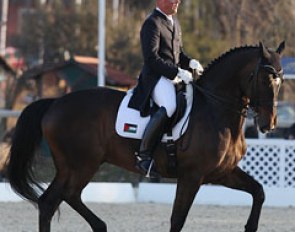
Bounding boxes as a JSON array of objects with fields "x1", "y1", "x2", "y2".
[{"x1": 21, "y1": 56, "x2": 136, "y2": 98}]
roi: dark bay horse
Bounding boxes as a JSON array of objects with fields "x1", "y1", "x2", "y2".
[{"x1": 7, "y1": 42, "x2": 285, "y2": 232}]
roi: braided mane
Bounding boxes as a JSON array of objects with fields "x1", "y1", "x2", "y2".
[{"x1": 202, "y1": 45, "x2": 259, "y2": 76}]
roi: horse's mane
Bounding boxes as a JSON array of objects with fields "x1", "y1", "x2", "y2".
[{"x1": 201, "y1": 45, "x2": 259, "y2": 77}]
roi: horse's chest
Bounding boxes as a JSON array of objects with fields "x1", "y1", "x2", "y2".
[{"x1": 217, "y1": 139, "x2": 245, "y2": 170}]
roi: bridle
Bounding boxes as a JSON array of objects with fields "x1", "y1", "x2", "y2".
[
  {"x1": 193, "y1": 58, "x2": 284, "y2": 118},
  {"x1": 248, "y1": 58, "x2": 284, "y2": 112},
  {"x1": 182, "y1": 58, "x2": 283, "y2": 152}
]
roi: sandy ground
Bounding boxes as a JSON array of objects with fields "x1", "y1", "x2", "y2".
[{"x1": 0, "y1": 202, "x2": 294, "y2": 232}]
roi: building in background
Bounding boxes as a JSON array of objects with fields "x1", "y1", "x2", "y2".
[{"x1": 21, "y1": 55, "x2": 136, "y2": 99}]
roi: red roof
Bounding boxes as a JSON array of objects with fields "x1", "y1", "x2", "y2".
[
  {"x1": 74, "y1": 56, "x2": 136, "y2": 87},
  {"x1": 22, "y1": 56, "x2": 136, "y2": 88}
]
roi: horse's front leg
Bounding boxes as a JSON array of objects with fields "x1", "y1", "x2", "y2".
[
  {"x1": 213, "y1": 166, "x2": 265, "y2": 232},
  {"x1": 170, "y1": 174, "x2": 203, "y2": 232}
]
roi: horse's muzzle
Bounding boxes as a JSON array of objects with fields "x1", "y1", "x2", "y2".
[
  {"x1": 258, "y1": 115, "x2": 277, "y2": 133},
  {"x1": 259, "y1": 125, "x2": 270, "y2": 134}
]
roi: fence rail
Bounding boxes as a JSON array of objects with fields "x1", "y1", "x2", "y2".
[{"x1": 0, "y1": 138, "x2": 294, "y2": 206}]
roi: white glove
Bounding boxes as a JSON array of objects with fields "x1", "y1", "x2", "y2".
[
  {"x1": 177, "y1": 68, "x2": 193, "y2": 84},
  {"x1": 189, "y1": 59, "x2": 204, "y2": 75}
]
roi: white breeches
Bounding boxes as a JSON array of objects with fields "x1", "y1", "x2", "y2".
[{"x1": 151, "y1": 76, "x2": 176, "y2": 118}]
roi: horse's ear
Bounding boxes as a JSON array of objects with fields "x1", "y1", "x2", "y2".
[
  {"x1": 276, "y1": 41, "x2": 285, "y2": 55},
  {"x1": 259, "y1": 41, "x2": 271, "y2": 60}
]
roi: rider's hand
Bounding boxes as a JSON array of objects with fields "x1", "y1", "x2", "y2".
[
  {"x1": 189, "y1": 59, "x2": 204, "y2": 76},
  {"x1": 177, "y1": 68, "x2": 193, "y2": 84}
]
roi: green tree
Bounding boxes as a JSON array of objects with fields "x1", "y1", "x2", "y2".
[{"x1": 11, "y1": 0, "x2": 295, "y2": 76}]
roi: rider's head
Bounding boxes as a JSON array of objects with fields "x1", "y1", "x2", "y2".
[{"x1": 156, "y1": 0, "x2": 181, "y2": 16}]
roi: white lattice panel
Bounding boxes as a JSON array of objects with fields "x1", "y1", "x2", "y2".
[
  {"x1": 285, "y1": 145, "x2": 295, "y2": 187},
  {"x1": 240, "y1": 139, "x2": 295, "y2": 188}
]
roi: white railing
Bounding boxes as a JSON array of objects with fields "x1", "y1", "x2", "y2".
[
  {"x1": 1, "y1": 138, "x2": 295, "y2": 206},
  {"x1": 241, "y1": 139, "x2": 295, "y2": 188},
  {"x1": 0, "y1": 109, "x2": 21, "y2": 117}
]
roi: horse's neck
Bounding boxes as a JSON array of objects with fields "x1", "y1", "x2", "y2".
[
  {"x1": 200, "y1": 50, "x2": 259, "y2": 94},
  {"x1": 193, "y1": 89, "x2": 246, "y2": 140},
  {"x1": 194, "y1": 51, "x2": 259, "y2": 139}
]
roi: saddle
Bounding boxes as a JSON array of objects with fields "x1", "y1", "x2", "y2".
[
  {"x1": 115, "y1": 83, "x2": 193, "y2": 175},
  {"x1": 115, "y1": 83, "x2": 193, "y2": 142}
]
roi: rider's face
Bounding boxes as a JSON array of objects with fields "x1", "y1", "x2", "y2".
[{"x1": 159, "y1": 0, "x2": 181, "y2": 15}]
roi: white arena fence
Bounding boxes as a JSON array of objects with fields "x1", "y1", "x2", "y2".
[
  {"x1": 0, "y1": 139, "x2": 294, "y2": 206},
  {"x1": 240, "y1": 139, "x2": 295, "y2": 188}
]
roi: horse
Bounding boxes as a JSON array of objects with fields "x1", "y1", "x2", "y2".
[{"x1": 6, "y1": 41, "x2": 285, "y2": 232}]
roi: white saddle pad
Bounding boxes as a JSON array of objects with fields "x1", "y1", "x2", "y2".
[{"x1": 115, "y1": 84, "x2": 193, "y2": 142}]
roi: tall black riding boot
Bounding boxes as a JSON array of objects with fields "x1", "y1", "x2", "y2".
[{"x1": 136, "y1": 107, "x2": 169, "y2": 178}]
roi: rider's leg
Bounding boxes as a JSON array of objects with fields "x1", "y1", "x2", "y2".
[
  {"x1": 151, "y1": 77, "x2": 177, "y2": 119},
  {"x1": 136, "y1": 77, "x2": 176, "y2": 177}
]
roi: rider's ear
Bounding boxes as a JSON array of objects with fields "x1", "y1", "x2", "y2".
[
  {"x1": 276, "y1": 41, "x2": 285, "y2": 55},
  {"x1": 259, "y1": 41, "x2": 271, "y2": 61}
]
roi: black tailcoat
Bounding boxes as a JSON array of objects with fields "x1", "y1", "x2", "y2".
[{"x1": 128, "y1": 9, "x2": 191, "y2": 117}]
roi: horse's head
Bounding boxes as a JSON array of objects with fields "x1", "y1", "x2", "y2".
[{"x1": 249, "y1": 41, "x2": 285, "y2": 133}]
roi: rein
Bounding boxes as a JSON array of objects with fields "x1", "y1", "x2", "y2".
[{"x1": 192, "y1": 82, "x2": 249, "y2": 117}]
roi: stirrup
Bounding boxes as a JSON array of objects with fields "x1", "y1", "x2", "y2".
[
  {"x1": 135, "y1": 151, "x2": 151, "y2": 162},
  {"x1": 145, "y1": 159, "x2": 155, "y2": 178},
  {"x1": 135, "y1": 153, "x2": 160, "y2": 178}
]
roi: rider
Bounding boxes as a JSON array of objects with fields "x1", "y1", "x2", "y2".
[{"x1": 128, "y1": 0, "x2": 203, "y2": 177}]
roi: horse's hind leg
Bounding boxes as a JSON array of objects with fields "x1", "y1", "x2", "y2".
[
  {"x1": 39, "y1": 175, "x2": 107, "y2": 232},
  {"x1": 214, "y1": 166, "x2": 264, "y2": 232},
  {"x1": 61, "y1": 171, "x2": 107, "y2": 232},
  {"x1": 64, "y1": 192, "x2": 107, "y2": 232},
  {"x1": 38, "y1": 178, "x2": 63, "y2": 232}
]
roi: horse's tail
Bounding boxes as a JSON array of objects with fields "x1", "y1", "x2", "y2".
[{"x1": 6, "y1": 98, "x2": 55, "y2": 205}]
